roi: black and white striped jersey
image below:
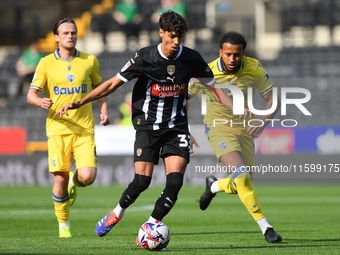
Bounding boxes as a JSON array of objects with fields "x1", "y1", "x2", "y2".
[{"x1": 117, "y1": 44, "x2": 215, "y2": 131}]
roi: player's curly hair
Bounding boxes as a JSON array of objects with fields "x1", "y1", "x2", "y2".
[
  {"x1": 53, "y1": 18, "x2": 77, "y2": 35},
  {"x1": 219, "y1": 31, "x2": 247, "y2": 51},
  {"x1": 159, "y1": 10, "x2": 189, "y2": 36}
]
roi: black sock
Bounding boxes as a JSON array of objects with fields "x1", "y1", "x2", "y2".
[
  {"x1": 151, "y1": 172, "x2": 183, "y2": 221},
  {"x1": 119, "y1": 173, "x2": 151, "y2": 208}
]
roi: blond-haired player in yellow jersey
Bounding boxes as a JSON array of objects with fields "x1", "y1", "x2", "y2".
[
  {"x1": 27, "y1": 18, "x2": 110, "y2": 238},
  {"x1": 189, "y1": 31, "x2": 282, "y2": 243}
]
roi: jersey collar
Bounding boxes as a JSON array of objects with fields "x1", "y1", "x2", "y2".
[
  {"x1": 217, "y1": 57, "x2": 245, "y2": 74},
  {"x1": 157, "y1": 44, "x2": 183, "y2": 60},
  {"x1": 54, "y1": 48, "x2": 79, "y2": 62}
]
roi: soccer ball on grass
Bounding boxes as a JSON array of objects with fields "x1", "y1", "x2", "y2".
[{"x1": 136, "y1": 221, "x2": 170, "y2": 251}]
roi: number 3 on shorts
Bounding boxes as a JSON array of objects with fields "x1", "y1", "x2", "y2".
[{"x1": 178, "y1": 134, "x2": 189, "y2": 148}]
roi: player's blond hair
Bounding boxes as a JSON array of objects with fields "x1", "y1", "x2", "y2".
[{"x1": 53, "y1": 18, "x2": 77, "y2": 35}]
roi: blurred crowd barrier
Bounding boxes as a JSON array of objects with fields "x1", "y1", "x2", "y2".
[
  {"x1": 0, "y1": 153, "x2": 339, "y2": 186},
  {"x1": 1, "y1": 125, "x2": 339, "y2": 156}
]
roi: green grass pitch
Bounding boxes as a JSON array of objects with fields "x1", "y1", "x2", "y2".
[{"x1": 0, "y1": 183, "x2": 339, "y2": 254}]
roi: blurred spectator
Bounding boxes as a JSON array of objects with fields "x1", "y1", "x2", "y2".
[
  {"x1": 151, "y1": 0, "x2": 187, "y2": 24},
  {"x1": 115, "y1": 92, "x2": 133, "y2": 126},
  {"x1": 112, "y1": 0, "x2": 143, "y2": 46},
  {"x1": 16, "y1": 42, "x2": 44, "y2": 97},
  {"x1": 149, "y1": 0, "x2": 187, "y2": 43}
]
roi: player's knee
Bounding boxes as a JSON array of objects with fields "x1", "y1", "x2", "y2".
[
  {"x1": 80, "y1": 174, "x2": 96, "y2": 186},
  {"x1": 134, "y1": 173, "x2": 152, "y2": 191},
  {"x1": 75, "y1": 170, "x2": 96, "y2": 186},
  {"x1": 119, "y1": 174, "x2": 151, "y2": 208},
  {"x1": 82, "y1": 178, "x2": 95, "y2": 186},
  {"x1": 128, "y1": 174, "x2": 152, "y2": 196},
  {"x1": 233, "y1": 171, "x2": 252, "y2": 187}
]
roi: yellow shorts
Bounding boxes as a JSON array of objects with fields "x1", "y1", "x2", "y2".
[
  {"x1": 205, "y1": 123, "x2": 255, "y2": 166},
  {"x1": 48, "y1": 133, "x2": 97, "y2": 173}
]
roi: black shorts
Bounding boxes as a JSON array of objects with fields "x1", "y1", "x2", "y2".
[{"x1": 134, "y1": 128, "x2": 190, "y2": 165}]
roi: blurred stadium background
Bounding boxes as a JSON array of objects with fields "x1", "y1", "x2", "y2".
[{"x1": 0, "y1": 0, "x2": 339, "y2": 186}]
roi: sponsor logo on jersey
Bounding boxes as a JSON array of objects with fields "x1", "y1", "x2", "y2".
[
  {"x1": 66, "y1": 73, "x2": 74, "y2": 83},
  {"x1": 52, "y1": 158, "x2": 56, "y2": 167},
  {"x1": 121, "y1": 60, "x2": 131, "y2": 72},
  {"x1": 54, "y1": 84, "x2": 87, "y2": 95},
  {"x1": 167, "y1": 76, "x2": 175, "y2": 83},
  {"x1": 167, "y1": 65, "x2": 175, "y2": 76},
  {"x1": 151, "y1": 83, "x2": 186, "y2": 97},
  {"x1": 218, "y1": 140, "x2": 227, "y2": 150}
]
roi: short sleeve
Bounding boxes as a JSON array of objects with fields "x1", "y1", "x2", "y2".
[
  {"x1": 29, "y1": 59, "x2": 46, "y2": 92},
  {"x1": 256, "y1": 61, "x2": 274, "y2": 96},
  {"x1": 118, "y1": 51, "x2": 144, "y2": 82},
  {"x1": 91, "y1": 56, "x2": 102, "y2": 88},
  {"x1": 192, "y1": 54, "x2": 215, "y2": 85}
]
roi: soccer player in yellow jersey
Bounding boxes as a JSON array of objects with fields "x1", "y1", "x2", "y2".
[
  {"x1": 27, "y1": 18, "x2": 110, "y2": 238},
  {"x1": 189, "y1": 31, "x2": 282, "y2": 243}
]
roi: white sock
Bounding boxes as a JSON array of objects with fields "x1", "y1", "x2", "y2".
[
  {"x1": 69, "y1": 173, "x2": 75, "y2": 188},
  {"x1": 113, "y1": 204, "x2": 126, "y2": 218},
  {"x1": 257, "y1": 217, "x2": 273, "y2": 234},
  {"x1": 210, "y1": 180, "x2": 221, "y2": 193},
  {"x1": 147, "y1": 216, "x2": 157, "y2": 223},
  {"x1": 59, "y1": 221, "x2": 70, "y2": 229}
]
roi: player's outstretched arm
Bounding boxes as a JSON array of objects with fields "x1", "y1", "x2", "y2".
[
  {"x1": 215, "y1": 87, "x2": 253, "y2": 120},
  {"x1": 55, "y1": 76, "x2": 124, "y2": 117},
  {"x1": 215, "y1": 87, "x2": 234, "y2": 110}
]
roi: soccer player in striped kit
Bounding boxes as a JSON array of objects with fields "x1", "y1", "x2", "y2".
[{"x1": 56, "y1": 10, "x2": 217, "y2": 239}]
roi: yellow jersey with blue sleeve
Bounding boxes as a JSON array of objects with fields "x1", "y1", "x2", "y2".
[
  {"x1": 30, "y1": 49, "x2": 102, "y2": 137},
  {"x1": 189, "y1": 56, "x2": 274, "y2": 130}
]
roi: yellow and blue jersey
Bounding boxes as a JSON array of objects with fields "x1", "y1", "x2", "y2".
[
  {"x1": 189, "y1": 56, "x2": 274, "y2": 128},
  {"x1": 30, "y1": 49, "x2": 102, "y2": 136}
]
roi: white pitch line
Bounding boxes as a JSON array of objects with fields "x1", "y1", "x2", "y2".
[{"x1": 0, "y1": 205, "x2": 154, "y2": 216}]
